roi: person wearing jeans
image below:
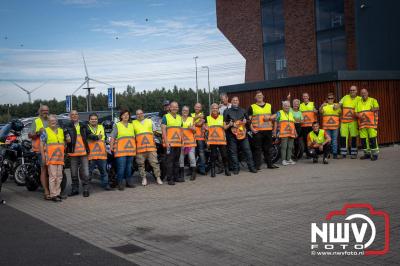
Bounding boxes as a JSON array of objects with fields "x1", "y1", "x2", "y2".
[
  {"x1": 180, "y1": 106, "x2": 197, "y2": 181},
  {"x1": 191, "y1": 103, "x2": 206, "y2": 175},
  {"x1": 320, "y1": 93, "x2": 341, "y2": 159}
]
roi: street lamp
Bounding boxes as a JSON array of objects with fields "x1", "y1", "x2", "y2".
[
  {"x1": 202, "y1": 66, "x2": 211, "y2": 112},
  {"x1": 194, "y1": 56, "x2": 199, "y2": 102}
]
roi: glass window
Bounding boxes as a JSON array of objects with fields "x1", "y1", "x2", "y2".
[
  {"x1": 316, "y1": 0, "x2": 344, "y2": 31},
  {"x1": 261, "y1": 0, "x2": 287, "y2": 80}
]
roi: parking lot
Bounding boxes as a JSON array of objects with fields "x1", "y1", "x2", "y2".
[{"x1": 1, "y1": 146, "x2": 400, "y2": 265}]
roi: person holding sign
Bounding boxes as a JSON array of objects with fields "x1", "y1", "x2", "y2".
[
  {"x1": 274, "y1": 101, "x2": 297, "y2": 166},
  {"x1": 110, "y1": 110, "x2": 136, "y2": 190},
  {"x1": 87, "y1": 113, "x2": 111, "y2": 191},
  {"x1": 299, "y1": 93, "x2": 318, "y2": 157},
  {"x1": 132, "y1": 109, "x2": 162, "y2": 186},
  {"x1": 206, "y1": 103, "x2": 231, "y2": 177},
  {"x1": 319, "y1": 93, "x2": 341, "y2": 159},
  {"x1": 65, "y1": 110, "x2": 91, "y2": 197},
  {"x1": 40, "y1": 115, "x2": 70, "y2": 202},
  {"x1": 355, "y1": 88, "x2": 380, "y2": 161},
  {"x1": 180, "y1": 106, "x2": 197, "y2": 181},
  {"x1": 161, "y1": 101, "x2": 184, "y2": 185}
]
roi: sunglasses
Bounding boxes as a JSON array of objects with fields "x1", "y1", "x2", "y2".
[{"x1": 328, "y1": 98, "x2": 334, "y2": 100}]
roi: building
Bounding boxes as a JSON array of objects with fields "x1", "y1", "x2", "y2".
[{"x1": 216, "y1": 0, "x2": 400, "y2": 144}]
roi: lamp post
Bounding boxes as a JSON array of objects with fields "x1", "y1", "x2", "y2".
[
  {"x1": 194, "y1": 56, "x2": 199, "y2": 102},
  {"x1": 202, "y1": 66, "x2": 211, "y2": 112}
]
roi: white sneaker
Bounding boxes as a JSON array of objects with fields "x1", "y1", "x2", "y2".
[
  {"x1": 156, "y1": 177, "x2": 163, "y2": 185},
  {"x1": 287, "y1": 159, "x2": 296, "y2": 165},
  {"x1": 142, "y1": 177, "x2": 148, "y2": 186},
  {"x1": 282, "y1": 160, "x2": 289, "y2": 166}
]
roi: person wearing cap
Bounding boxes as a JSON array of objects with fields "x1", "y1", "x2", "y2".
[{"x1": 158, "y1": 100, "x2": 170, "y2": 118}]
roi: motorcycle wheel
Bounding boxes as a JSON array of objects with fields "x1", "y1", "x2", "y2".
[
  {"x1": 26, "y1": 175, "x2": 40, "y2": 191},
  {"x1": 14, "y1": 164, "x2": 27, "y2": 186}
]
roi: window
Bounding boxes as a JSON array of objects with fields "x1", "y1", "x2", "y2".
[
  {"x1": 315, "y1": 0, "x2": 346, "y2": 73},
  {"x1": 261, "y1": 0, "x2": 287, "y2": 80}
]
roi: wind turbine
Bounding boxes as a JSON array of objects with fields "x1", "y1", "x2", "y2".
[
  {"x1": 12, "y1": 81, "x2": 47, "y2": 103},
  {"x1": 70, "y1": 53, "x2": 114, "y2": 112}
]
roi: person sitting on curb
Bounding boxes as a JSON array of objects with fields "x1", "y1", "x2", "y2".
[{"x1": 307, "y1": 122, "x2": 331, "y2": 164}]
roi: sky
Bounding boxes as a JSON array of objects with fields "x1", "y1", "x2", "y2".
[{"x1": 0, "y1": 0, "x2": 245, "y2": 104}]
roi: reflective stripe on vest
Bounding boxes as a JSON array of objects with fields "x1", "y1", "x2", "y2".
[
  {"x1": 69, "y1": 124, "x2": 87, "y2": 157},
  {"x1": 88, "y1": 141, "x2": 107, "y2": 160},
  {"x1": 279, "y1": 111, "x2": 296, "y2": 138},
  {"x1": 358, "y1": 111, "x2": 378, "y2": 129},
  {"x1": 45, "y1": 127, "x2": 65, "y2": 165},
  {"x1": 32, "y1": 118, "x2": 45, "y2": 152},
  {"x1": 132, "y1": 119, "x2": 156, "y2": 153},
  {"x1": 309, "y1": 129, "x2": 326, "y2": 144},
  {"x1": 251, "y1": 103, "x2": 273, "y2": 131},
  {"x1": 300, "y1": 102, "x2": 316, "y2": 127},
  {"x1": 114, "y1": 122, "x2": 136, "y2": 157},
  {"x1": 164, "y1": 113, "x2": 183, "y2": 147},
  {"x1": 191, "y1": 112, "x2": 205, "y2": 140},
  {"x1": 322, "y1": 115, "x2": 340, "y2": 130}
]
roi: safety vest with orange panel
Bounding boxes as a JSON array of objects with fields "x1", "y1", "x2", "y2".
[
  {"x1": 31, "y1": 118, "x2": 48, "y2": 152},
  {"x1": 278, "y1": 110, "x2": 296, "y2": 138},
  {"x1": 355, "y1": 97, "x2": 379, "y2": 129},
  {"x1": 68, "y1": 124, "x2": 87, "y2": 157},
  {"x1": 206, "y1": 115, "x2": 226, "y2": 145},
  {"x1": 182, "y1": 116, "x2": 196, "y2": 147},
  {"x1": 321, "y1": 104, "x2": 340, "y2": 130},
  {"x1": 164, "y1": 113, "x2": 183, "y2": 147},
  {"x1": 114, "y1": 122, "x2": 136, "y2": 157},
  {"x1": 191, "y1": 112, "x2": 205, "y2": 141},
  {"x1": 340, "y1": 95, "x2": 361, "y2": 123},
  {"x1": 299, "y1": 102, "x2": 317, "y2": 127},
  {"x1": 87, "y1": 124, "x2": 107, "y2": 160},
  {"x1": 250, "y1": 103, "x2": 273, "y2": 131},
  {"x1": 132, "y1": 119, "x2": 157, "y2": 153},
  {"x1": 44, "y1": 127, "x2": 65, "y2": 166}
]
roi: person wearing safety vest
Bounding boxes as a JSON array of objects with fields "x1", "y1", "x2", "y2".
[
  {"x1": 191, "y1": 103, "x2": 206, "y2": 175},
  {"x1": 224, "y1": 96, "x2": 257, "y2": 174},
  {"x1": 132, "y1": 109, "x2": 162, "y2": 186},
  {"x1": 339, "y1": 85, "x2": 361, "y2": 159},
  {"x1": 249, "y1": 91, "x2": 279, "y2": 170},
  {"x1": 110, "y1": 110, "x2": 137, "y2": 190},
  {"x1": 274, "y1": 101, "x2": 297, "y2": 166},
  {"x1": 319, "y1": 93, "x2": 341, "y2": 159},
  {"x1": 180, "y1": 106, "x2": 197, "y2": 181},
  {"x1": 299, "y1": 93, "x2": 318, "y2": 157},
  {"x1": 29, "y1": 105, "x2": 51, "y2": 200},
  {"x1": 87, "y1": 113, "x2": 112, "y2": 191},
  {"x1": 40, "y1": 114, "x2": 70, "y2": 202},
  {"x1": 65, "y1": 110, "x2": 91, "y2": 197},
  {"x1": 161, "y1": 101, "x2": 184, "y2": 185},
  {"x1": 206, "y1": 103, "x2": 231, "y2": 177},
  {"x1": 307, "y1": 122, "x2": 331, "y2": 164},
  {"x1": 355, "y1": 88, "x2": 380, "y2": 161}
]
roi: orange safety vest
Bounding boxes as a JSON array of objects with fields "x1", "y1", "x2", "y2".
[
  {"x1": 250, "y1": 103, "x2": 273, "y2": 131},
  {"x1": 358, "y1": 111, "x2": 378, "y2": 129},
  {"x1": 206, "y1": 115, "x2": 226, "y2": 145},
  {"x1": 135, "y1": 133, "x2": 157, "y2": 153},
  {"x1": 88, "y1": 125, "x2": 107, "y2": 160},
  {"x1": 164, "y1": 113, "x2": 183, "y2": 147},
  {"x1": 322, "y1": 115, "x2": 340, "y2": 130},
  {"x1": 341, "y1": 107, "x2": 356, "y2": 123},
  {"x1": 69, "y1": 124, "x2": 87, "y2": 157},
  {"x1": 44, "y1": 127, "x2": 65, "y2": 166},
  {"x1": 191, "y1": 112, "x2": 205, "y2": 141},
  {"x1": 301, "y1": 111, "x2": 316, "y2": 127},
  {"x1": 279, "y1": 111, "x2": 296, "y2": 138},
  {"x1": 32, "y1": 118, "x2": 46, "y2": 152},
  {"x1": 114, "y1": 122, "x2": 136, "y2": 157},
  {"x1": 182, "y1": 128, "x2": 196, "y2": 147}
]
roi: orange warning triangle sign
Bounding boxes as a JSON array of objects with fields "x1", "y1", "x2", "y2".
[
  {"x1": 327, "y1": 117, "x2": 336, "y2": 124},
  {"x1": 171, "y1": 132, "x2": 180, "y2": 140},
  {"x1": 284, "y1": 124, "x2": 292, "y2": 132},
  {"x1": 210, "y1": 130, "x2": 220, "y2": 138},
  {"x1": 50, "y1": 147, "x2": 63, "y2": 161},
  {"x1": 344, "y1": 110, "x2": 353, "y2": 118},
  {"x1": 360, "y1": 113, "x2": 371, "y2": 124},
  {"x1": 141, "y1": 136, "x2": 150, "y2": 145},
  {"x1": 303, "y1": 115, "x2": 310, "y2": 121},
  {"x1": 182, "y1": 133, "x2": 190, "y2": 141},
  {"x1": 124, "y1": 140, "x2": 134, "y2": 149},
  {"x1": 92, "y1": 143, "x2": 102, "y2": 152}
]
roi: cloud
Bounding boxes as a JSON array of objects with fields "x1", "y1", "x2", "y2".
[
  {"x1": 61, "y1": 0, "x2": 101, "y2": 7},
  {"x1": 149, "y1": 2, "x2": 165, "y2": 7}
]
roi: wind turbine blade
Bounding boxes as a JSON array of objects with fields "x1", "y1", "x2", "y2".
[
  {"x1": 11, "y1": 82, "x2": 29, "y2": 93},
  {"x1": 30, "y1": 81, "x2": 48, "y2": 93},
  {"x1": 89, "y1": 78, "x2": 114, "y2": 87},
  {"x1": 72, "y1": 81, "x2": 87, "y2": 95},
  {"x1": 82, "y1": 53, "x2": 89, "y2": 77}
]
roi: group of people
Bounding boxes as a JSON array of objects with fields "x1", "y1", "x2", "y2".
[{"x1": 28, "y1": 85, "x2": 379, "y2": 202}]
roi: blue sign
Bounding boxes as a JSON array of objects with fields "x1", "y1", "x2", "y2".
[
  {"x1": 108, "y1": 88, "x2": 114, "y2": 108},
  {"x1": 66, "y1": 95, "x2": 71, "y2": 112}
]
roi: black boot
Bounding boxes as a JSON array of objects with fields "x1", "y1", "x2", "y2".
[
  {"x1": 176, "y1": 167, "x2": 185, "y2": 182},
  {"x1": 224, "y1": 165, "x2": 231, "y2": 176},
  {"x1": 190, "y1": 167, "x2": 196, "y2": 181},
  {"x1": 360, "y1": 154, "x2": 371, "y2": 160},
  {"x1": 210, "y1": 163, "x2": 216, "y2": 177}
]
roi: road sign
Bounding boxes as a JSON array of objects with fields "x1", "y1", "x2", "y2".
[
  {"x1": 108, "y1": 88, "x2": 114, "y2": 108},
  {"x1": 66, "y1": 95, "x2": 71, "y2": 112}
]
